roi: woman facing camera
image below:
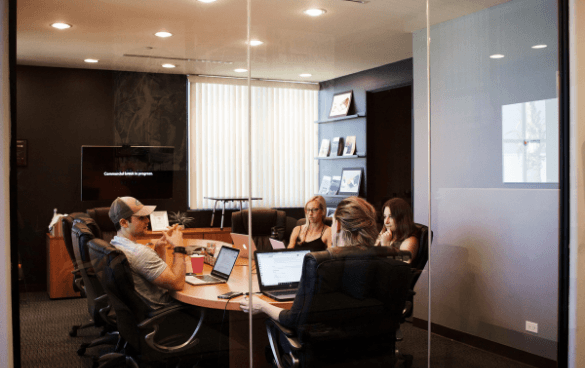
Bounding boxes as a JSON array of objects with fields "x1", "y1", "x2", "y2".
[
  {"x1": 289, "y1": 195, "x2": 331, "y2": 251},
  {"x1": 375, "y1": 198, "x2": 419, "y2": 262}
]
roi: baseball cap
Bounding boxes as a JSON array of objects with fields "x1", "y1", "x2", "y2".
[{"x1": 109, "y1": 196, "x2": 156, "y2": 224}]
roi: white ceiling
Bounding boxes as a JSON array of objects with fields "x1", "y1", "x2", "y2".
[{"x1": 17, "y1": 0, "x2": 510, "y2": 82}]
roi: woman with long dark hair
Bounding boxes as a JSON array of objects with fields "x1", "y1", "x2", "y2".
[{"x1": 375, "y1": 198, "x2": 419, "y2": 262}]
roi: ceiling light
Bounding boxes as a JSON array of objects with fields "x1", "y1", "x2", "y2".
[
  {"x1": 155, "y1": 31, "x2": 173, "y2": 38},
  {"x1": 84, "y1": 59, "x2": 98, "y2": 63},
  {"x1": 197, "y1": 0, "x2": 217, "y2": 3},
  {"x1": 299, "y1": 73, "x2": 312, "y2": 77},
  {"x1": 249, "y1": 40, "x2": 263, "y2": 46},
  {"x1": 51, "y1": 22, "x2": 72, "y2": 29},
  {"x1": 490, "y1": 54, "x2": 505, "y2": 59},
  {"x1": 304, "y1": 8, "x2": 326, "y2": 17},
  {"x1": 162, "y1": 63, "x2": 176, "y2": 68},
  {"x1": 234, "y1": 68, "x2": 248, "y2": 73},
  {"x1": 532, "y1": 44, "x2": 547, "y2": 49}
]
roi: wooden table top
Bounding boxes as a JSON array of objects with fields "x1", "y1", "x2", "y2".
[{"x1": 171, "y1": 263, "x2": 294, "y2": 311}]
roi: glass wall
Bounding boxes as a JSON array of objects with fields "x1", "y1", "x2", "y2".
[
  {"x1": 416, "y1": 0, "x2": 559, "y2": 366},
  {"x1": 15, "y1": 0, "x2": 562, "y2": 367}
]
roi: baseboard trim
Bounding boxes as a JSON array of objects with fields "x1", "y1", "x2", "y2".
[{"x1": 412, "y1": 318, "x2": 557, "y2": 368}]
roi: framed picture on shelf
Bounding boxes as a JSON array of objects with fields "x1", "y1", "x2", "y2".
[
  {"x1": 338, "y1": 167, "x2": 363, "y2": 196},
  {"x1": 326, "y1": 208, "x2": 336, "y2": 218},
  {"x1": 328, "y1": 91, "x2": 353, "y2": 118}
]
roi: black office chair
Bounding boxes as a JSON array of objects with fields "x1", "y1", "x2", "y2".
[
  {"x1": 401, "y1": 223, "x2": 432, "y2": 320},
  {"x1": 231, "y1": 208, "x2": 288, "y2": 251},
  {"x1": 71, "y1": 218, "x2": 119, "y2": 356},
  {"x1": 88, "y1": 238, "x2": 207, "y2": 367},
  {"x1": 86, "y1": 207, "x2": 117, "y2": 244},
  {"x1": 61, "y1": 212, "x2": 94, "y2": 336},
  {"x1": 394, "y1": 223, "x2": 433, "y2": 367},
  {"x1": 265, "y1": 247, "x2": 412, "y2": 368}
]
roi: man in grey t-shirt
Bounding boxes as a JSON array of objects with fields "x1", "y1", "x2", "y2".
[{"x1": 109, "y1": 196, "x2": 187, "y2": 310}]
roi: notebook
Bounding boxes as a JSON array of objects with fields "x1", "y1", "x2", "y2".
[
  {"x1": 185, "y1": 246, "x2": 240, "y2": 286},
  {"x1": 269, "y1": 238, "x2": 286, "y2": 250},
  {"x1": 254, "y1": 249, "x2": 311, "y2": 301},
  {"x1": 230, "y1": 233, "x2": 257, "y2": 259}
]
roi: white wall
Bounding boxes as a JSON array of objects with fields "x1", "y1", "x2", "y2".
[
  {"x1": 0, "y1": 0, "x2": 13, "y2": 366},
  {"x1": 413, "y1": 0, "x2": 559, "y2": 359},
  {"x1": 568, "y1": 0, "x2": 585, "y2": 366}
]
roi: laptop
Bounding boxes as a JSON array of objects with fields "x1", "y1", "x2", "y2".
[
  {"x1": 185, "y1": 246, "x2": 240, "y2": 286},
  {"x1": 230, "y1": 233, "x2": 257, "y2": 258},
  {"x1": 269, "y1": 238, "x2": 286, "y2": 250},
  {"x1": 254, "y1": 249, "x2": 311, "y2": 301}
]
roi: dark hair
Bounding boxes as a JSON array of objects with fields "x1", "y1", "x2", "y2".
[
  {"x1": 114, "y1": 216, "x2": 133, "y2": 232},
  {"x1": 334, "y1": 196, "x2": 378, "y2": 248},
  {"x1": 382, "y1": 198, "x2": 416, "y2": 242}
]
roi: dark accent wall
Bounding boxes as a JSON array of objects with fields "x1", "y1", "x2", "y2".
[
  {"x1": 16, "y1": 65, "x2": 188, "y2": 287},
  {"x1": 318, "y1": 59, "x2": 414, "y2": 213}
]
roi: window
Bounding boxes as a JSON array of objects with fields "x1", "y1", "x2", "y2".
[{"x1": 188, "y1": 76, "x2": 319, "y2": 209}]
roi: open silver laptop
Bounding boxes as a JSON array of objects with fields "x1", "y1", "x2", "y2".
[
  {"x1": 185, "y1": 246, "x2": 240, "y2": 286},
  {"x1": 254, "y1": 249, "x2": 311, "y2": 301}
]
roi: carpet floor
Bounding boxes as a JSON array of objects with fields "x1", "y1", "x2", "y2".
[{"x1": 18, "y1": 291, "x2": 541, "y2": 368}]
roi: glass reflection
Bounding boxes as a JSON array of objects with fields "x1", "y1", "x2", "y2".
[
  {"x1": 502, "y1": 98, "x2": 559, "y2": 183},
  {"x1": 425, "y1": 0, "x2": 560, "y2": 367}
]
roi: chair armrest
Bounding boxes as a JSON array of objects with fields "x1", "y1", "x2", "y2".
[
  {"x1": 95, "y1": 294, "x2": 116, "y2": 326},
  {"x1": 138, "y1": 305, "x2": 205, "y2": 354},
  {"x1": 266, "y1": 319, "x2": 302, "y2": 368},
  {"x1": 270, "y1": 320, "x2": 297, "y2": 340}
]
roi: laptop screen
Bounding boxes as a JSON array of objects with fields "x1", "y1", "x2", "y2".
[
  {"x1": 211, "y1": 246, "x2": 240, "y2": 278},
  {"x1": 256, "y1": 250, "x2": 311, "y2": 288}
]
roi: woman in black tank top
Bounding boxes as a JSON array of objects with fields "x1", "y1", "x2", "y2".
[{"x1": 289, "y1": 196, "x2": 331, "y2": 252}]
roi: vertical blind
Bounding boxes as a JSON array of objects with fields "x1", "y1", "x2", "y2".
[{"x1": 188, "y1": 76, "x2": 319, "y2": 209}]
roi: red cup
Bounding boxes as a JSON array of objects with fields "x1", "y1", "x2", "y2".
[{"x1": 190, "y1": 254, "x2": 204, "y2": 274}]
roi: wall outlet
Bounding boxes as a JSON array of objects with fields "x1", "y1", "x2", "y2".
[{"x1": 526, "y1": 321, "x2": 538, "y2": 334}]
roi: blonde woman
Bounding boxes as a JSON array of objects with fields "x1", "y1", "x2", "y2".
[{"x1": 288, "y1": 195, "x2": 331, "y2": 251}]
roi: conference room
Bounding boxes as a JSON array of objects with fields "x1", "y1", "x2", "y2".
[{"x1": 13, "y1": 0, "x2": 565, "y2": 367}]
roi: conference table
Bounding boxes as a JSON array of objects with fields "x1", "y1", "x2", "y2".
[{"x1": 171, "y1": 261, "x2": 293, "y2": 368}]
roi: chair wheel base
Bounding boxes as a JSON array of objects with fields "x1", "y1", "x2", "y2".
[
  {"x1": 69, "y1": 326, "x2": 79, "y2": 337},
  {"x1": 77, "y1": 343, "x2": 88, "y2": 356}
]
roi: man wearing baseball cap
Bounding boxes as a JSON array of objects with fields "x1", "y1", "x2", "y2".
[{"x1": 109, "y1": 196, "x2": 186, "y2": 310}]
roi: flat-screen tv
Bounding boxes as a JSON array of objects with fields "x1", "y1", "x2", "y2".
[{"x1": 81, "y1": 146, "x2": 174, "y2": 201}]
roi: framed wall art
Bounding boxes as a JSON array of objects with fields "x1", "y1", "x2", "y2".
[
  {"x1": 338, "y1": 167, "x2": 363, "y2": 196},
  {"x1": 328, "y1": 91, "x2": 353, "y2": 118}
]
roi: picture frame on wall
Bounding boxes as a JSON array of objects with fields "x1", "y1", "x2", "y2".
[
  {"x1": 326, "y1": 208, "x2": 336, "y2": 218},
  {"x1": 338, "y1": 167, "x2": 363, "y2": 196},
  {"x1": 328, "y1": 91, "x2": 353, "y2": 118}
]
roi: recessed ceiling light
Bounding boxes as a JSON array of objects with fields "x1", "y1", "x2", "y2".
[
  {"x1": 197, "y1": 0, "x2": 217, "y2": 3},
  {"x1": 234, "y1": 68, "x2": 248, "y2": 73},
  {"x1": 299, "y1": 73, "x2": 312, "y2": 77},
  {"x1": 249, "y1": 40, "x2": 263, "y2": 46},
  {"x1": 532, "y1": 44, "x2": 547, "y2": 49},
  {"x1": 304, "y1": 8, "x2": 326, "y2": 17},
  {"x1": 84, "y1": 59, "x2": 98, "y2": 63},
  {"x1": 155, "y1": 31, "x2": 173, "y2": 38},
  {"x1": 51, "y1": 22, "x2": 72, "y2": 29},
  {"x1": 490, "y1": 54, "x2": 505, "y2": 59},
  {"x1": 162, "y1": 63, "x2": 176, "y2": 68}
]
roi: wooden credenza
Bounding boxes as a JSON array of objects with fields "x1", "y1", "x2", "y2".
[
  {"x1": 46, "y1": 227, "x2": 233, "y2": 299},
  {"x1": 46, "y1": 234, "x2": 81, "y2": 299}
]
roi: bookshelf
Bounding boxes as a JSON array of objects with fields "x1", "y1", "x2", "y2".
[{"x1": 317, "y1": 113, "x2": 367, "y2": 206}]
